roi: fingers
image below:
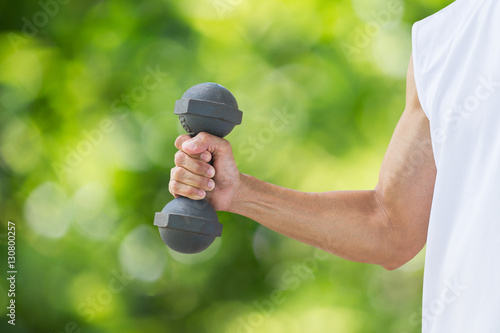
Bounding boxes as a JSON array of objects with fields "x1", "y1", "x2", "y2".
[
  {"x1": 170, "y1": 132, "x2": 230, "y2": 200},
  {"x1": 174, "y1": 135, "x2": 191, "y2": 151},
  {"x1": 170, "y1": 142, "x2": 216, "y2": 200},
  {"x1": 171, "y1": 166, "x2": 215, "y2": 191},
  {"x1": 181, "y1": 132, "x2": 232, "y2": 156},
  {"x1": 169, "y1": 180, "x2": 206, "y2": 200},
  {"x1": 174, "y1": 151, "x2": 215, "y2": 177},
  {"x1": 175, "y1": 134, "x2": 212, "y2": 162},
  {"x1": 169, "y1": 167, "x2": 215, "y2": 199}
]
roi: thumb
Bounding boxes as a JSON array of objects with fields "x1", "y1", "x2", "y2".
[
  {"x1": 181, "y1": 132, "x2": 230, "y2": 155},
  {"x1": 181, "y1": 138, "x2": 205, "y2": 155}
]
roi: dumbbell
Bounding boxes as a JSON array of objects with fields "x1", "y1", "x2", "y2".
[{"x1": 154, "y1": 82, "x2": 243, "y2": 254}]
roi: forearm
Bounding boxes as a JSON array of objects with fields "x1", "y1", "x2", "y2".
[{"x1": 229, "y1": 174, "x2": 398, "y2": 269}]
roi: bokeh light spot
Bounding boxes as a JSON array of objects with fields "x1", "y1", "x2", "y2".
[
  {"x1": 24, "y1": 182, "x2": 72, "y2": 239},
  {"x1": 0, "y1": 118, "x2": 42, "y2": 174},
  {"x1": 72, "y1": 182, "x2": 119, "y2": 240},
  {"x1": 372, "y1": 25, "x2": 411, "y2": 78},
  {"x1": 142, "y1": 111, "x2": 178, "y2": 168},
  {"x1": 119, "y1": 225, "x2": 166, "y2": 282}
]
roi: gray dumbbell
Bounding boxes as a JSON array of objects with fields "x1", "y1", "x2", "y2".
[{"x1": 154, "y1": 82, "x2": 243, "y2": 253}]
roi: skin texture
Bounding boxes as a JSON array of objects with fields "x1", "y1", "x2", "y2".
[{"x1": 169, "y1": 55, "x2": 437, "y2": 270}]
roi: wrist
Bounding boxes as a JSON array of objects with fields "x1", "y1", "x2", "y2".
[{"x1": 228, "y1": 173, "x2": 254, "y2": 215}]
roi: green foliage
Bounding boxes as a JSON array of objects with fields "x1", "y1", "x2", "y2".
[{"x1": 0, "y1": 0, "x2": 450, "y2": 332}]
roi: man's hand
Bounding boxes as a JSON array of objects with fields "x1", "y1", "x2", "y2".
[{"x1": 169, "y1": 132, "x2": 241, "y2": 211}]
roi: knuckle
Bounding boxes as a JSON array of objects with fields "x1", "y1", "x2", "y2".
[
  {"x1": 191, "y1": 187, "x2": 205, "y2": 198},
  {"x1": 193, "y1": 175, "x2": 206, "y2": 189},
  {"x1": 171, "y1": 180, "x2": 182, "y2": 192},
  {"x1": 168, "y1": 181, "x2": 176, "y2": 194},
  {"x1": 221, "y1": 138, "x2": 232, "y2": 152},
  {"x1": 174, "y1": 167, "x2": 186, "y2": 179},
  {"x1": 174, "y1": 136, "x2": 184, "y2": 148},
  {"x1": 196, "y1": 160, "x2": 207, "y2": 173},
  {"x1": 171, "y1": 167, "x2": 184, "y2": 179},
  {"x1": 187, "y1": 158, "x2": 202, "y2": 173},
  {"x1": 189, "y1": 187, "x2": 199, "y2": 196},
  {"x1": 174, "y1": 151, "x2": 185, "y2": 165},
  {"x1": 197, "y1": 132, "x2": 209, "y2": 143},
  {"x1": 175, "y1": 135, "x2": 191, "y2": 150}
]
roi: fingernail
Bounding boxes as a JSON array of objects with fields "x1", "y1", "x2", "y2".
[
  {"x1": 201, "y1": 151, "x2": 211, "y2": 162},
  {"x1": 184, "y1": 140, "x2": 196, "y2": 150},
  {"x1": 198, "y1": 189, "x2": 205, "y2": 198},
  {"x1": 207, "y1": 167, "x2": 215, "y2": 177},
  {"x1": 208, "y1": 179, "x2": 215, "y2": 190}
]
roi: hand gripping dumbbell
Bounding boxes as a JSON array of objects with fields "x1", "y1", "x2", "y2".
[{"x1": 154, "y1": 82, "x2": 243, "y2": 254}]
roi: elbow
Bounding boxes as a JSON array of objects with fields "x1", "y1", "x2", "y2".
[
  {"x1": 372, "y1": 191, "x2": 427, "y2": 271},
  {"x1": 380, "y1": 252, "x2": 412, "y2": 271},
  {"x1": 382, "y1": 260, "x2": 407, "y2": 271},
  {"x1": 380, "y1": 237, "x2": 425, "y2": 271},
  {"x1": 381, "y1": 251, "x2": 409, "y2": 271},
  {"x1": 378, "y1": 218, "x2": 425, "y2": 271}
]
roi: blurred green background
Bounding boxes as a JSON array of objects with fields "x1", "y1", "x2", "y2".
[{"x1": 0, "y1": 0, "x2": 451, "y2": 332}]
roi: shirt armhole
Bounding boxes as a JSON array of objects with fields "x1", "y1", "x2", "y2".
[{"x1": 412, "y1": 22, "x2": 431, "y2": 122}]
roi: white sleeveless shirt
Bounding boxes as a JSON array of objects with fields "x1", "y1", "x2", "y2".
[{"x1": 412, "y1": 0, "x2": 500, "y2": 331}]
